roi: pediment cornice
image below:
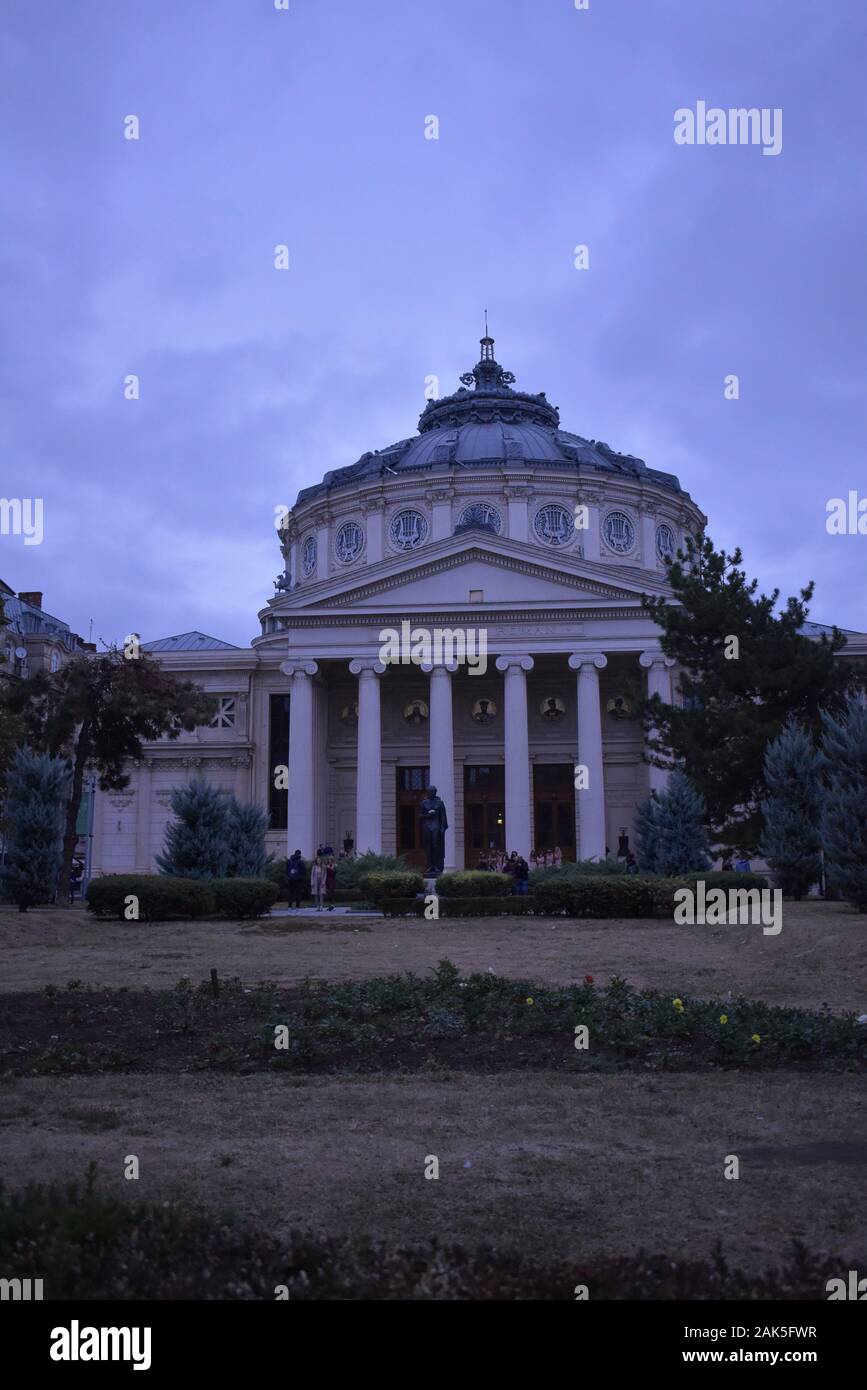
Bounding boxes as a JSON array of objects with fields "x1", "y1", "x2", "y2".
[{"x1": 272, "y1": 533, "x2": 670, "y2": 614}]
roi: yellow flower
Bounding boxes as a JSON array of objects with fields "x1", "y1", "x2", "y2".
[
  {"x1": 526, "y1": 997, "x2": 534, "y2": 1006},
  {"x1": 672, "y1": 998, "x2": 684, "y2": 1013},
  {"x1": 751, "y1": 1034, "x2": 761, "y2": 1044},
  {"x1": 719, "y1": 1014, "x2": 728, "y2": 1025}
]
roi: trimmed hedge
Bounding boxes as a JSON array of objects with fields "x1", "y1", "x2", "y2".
[
  {"x1": 435, "y1": 871, "x2": 513, "y2": 897},
  {"x1": 210, "y1": 878, "x2": 279, "y2": 918},
  {"x1": 86, "y1": 875, "x2": 215, "y2": 921},
  {"x1": 533, "y1": 875, "x2": 652, "y2": 918},
  {"x1": 533, "y1": 872, "x2": 770, "y2": 919},
  {"x1": 679, "y1": 870, "x2": 769, "y2": 891},
  {"x1": 417, "y1": 896, "x2": 535, "y2": 918},
  {"x1": 361, "y1": 870, "x2": 425, "y2": 902},
  {"x1": 87, "y1": 875, "x2": 279, "y2": 920},
  {"x1": 377, "y1": 895, "x2": 534, "y2": 918}
]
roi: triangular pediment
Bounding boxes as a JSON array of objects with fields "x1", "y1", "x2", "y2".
[{"x1": 278, "y1": 533, "x2": 668, "y2": 616}]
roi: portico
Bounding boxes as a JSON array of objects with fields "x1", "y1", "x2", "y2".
[{"x1": 275, "y1": 641, "x2": 678, "y2": 868}]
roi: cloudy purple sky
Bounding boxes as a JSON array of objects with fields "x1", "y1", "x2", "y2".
[{"x1": 2, "y1": 0, "x2": 864, "y2": 645}]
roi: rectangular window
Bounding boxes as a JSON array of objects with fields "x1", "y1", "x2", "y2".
[{"x1": 269, "y1": 694, "x2": 290, "y2": 830}]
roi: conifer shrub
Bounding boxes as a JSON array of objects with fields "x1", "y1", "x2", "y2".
[{"x1": 0, "y1": 748, "x2": 69, "y2": 910}]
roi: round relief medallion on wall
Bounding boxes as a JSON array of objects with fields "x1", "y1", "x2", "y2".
[
  {"x1": 335, "y1": 520, "x2": 364, "y2": 563},
  {"x1": 403, "y1": 699, "x2": 429, "y2": 725},
  {"x1": 533, "y1": 502, "x2": 575, "y2": 547},
  {"x1": 389, "y1": 508, "x2": 429, "y2": 551},
  {"x1": 457, "y1": 501, "x2": 502, "y2": 534},
  {"x1": 540, "y1": 695, "x2": 566, "y2": 722},
  {"x1": 656, "y1": 522, "x2": 675, "y2": 563},
  {"x1": 302, "y1": 535, "x2": 317, "y2": 576},
  {"x1": 606, "y1": 695, "x2": 632, "y2": 719},
  {"x1": 471, "y1": 697, "x2": 498, "y2": 724},
  {"x1": 602, "y1": 509, "x2": 636, "y2": 555}
]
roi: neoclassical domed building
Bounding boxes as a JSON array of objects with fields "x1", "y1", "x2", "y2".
[{"x1": 91, "y1": 334, "x2": 733, "y2": 873}]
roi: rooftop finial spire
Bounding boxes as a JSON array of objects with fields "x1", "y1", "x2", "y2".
[{"x1": 479, "y1": 309, "x2": 495, "y2": 363}]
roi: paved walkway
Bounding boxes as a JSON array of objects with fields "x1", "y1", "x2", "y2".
[{"x1": 269, "y1": 906, "x2": 384, "y2": 918}]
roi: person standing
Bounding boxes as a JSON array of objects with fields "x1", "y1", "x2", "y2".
[
  {"x1": 325, "y1": 857, "x2": 336, "y2": 911},
  {"x1": 513, "y1": 853, "x2": 529, "y2": 895},
  {"x1": 286, "y1": 850, "x2": 306, "y2": 909},
  {"x1": 310, "y1": 856, "x2": 326, "y2": 911}
]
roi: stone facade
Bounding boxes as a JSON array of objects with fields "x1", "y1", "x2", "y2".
[{"x1": 89, "y1": 336, "x2": 865, "y2": 876}]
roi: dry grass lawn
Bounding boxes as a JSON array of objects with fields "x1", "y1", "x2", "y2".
[
  {"x1": 1, "y1": 900, "x2": 864, "y2": 1012},
  {"x1": 1, "y1": 1070, "x2": 864, "y2": 1269}
]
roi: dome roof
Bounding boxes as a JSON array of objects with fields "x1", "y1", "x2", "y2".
[{"x1": 296, "y1": 334, "x2": 684, "y2": 506}]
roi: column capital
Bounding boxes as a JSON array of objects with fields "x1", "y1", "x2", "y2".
[
  {"x1": 420, "y1": 660, "x2": 459, "y2": 675},
  {"x1": 279, "y1": 659, "x2": 319, "y2": 678},
  {"x1": 349, "y1": 658, "x2": 386, "y2": 676},
  {"x1": 568, "y1": 652, "x2": 607, "y2": 672},
  {"x1": 639, "y1": 651, "x2": 676, "y2": 670},
  {"x1": 495, "y1": 654, "x2": 534, "y2": 673}
]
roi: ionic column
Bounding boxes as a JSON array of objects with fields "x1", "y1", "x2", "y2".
[
  {"x1": 422, "y1": 660, "x2": 457, "y2": 871},
  {"x1": 495, "y1": 655, "x2": 534, "y2": 857},
  {"x1": 640, "y1": 651, "x2": 676, "y2": 795},
  {"x1": 569, "y1": 653, "x2": 608, "y2": 860},
  {"x1": 280, "y1": 660, "x2": 319, "y2": 858},
  {"x1": 349, "y1": 659, "x2": 385, "y2": 853}
]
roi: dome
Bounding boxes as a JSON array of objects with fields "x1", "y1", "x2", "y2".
[{"x1": 295, "y1": 334, "x2": 684, "y2": 505}]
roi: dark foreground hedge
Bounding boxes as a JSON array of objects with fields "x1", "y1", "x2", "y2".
[
  {"x1": 0, "y1": 1171, "x2": 841, "y2": 1300},
  {"x1": 377, "y1": 896, "x2": 534, "y2": 918},
  {"x1": 534, "y1": 872, "x2": 769, "y2": 919},
  {"x1": 86, "y1": 875, "x2": 277, "y2": 920}
]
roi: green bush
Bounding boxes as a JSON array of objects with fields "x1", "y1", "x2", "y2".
[
  {"x1": 533, "y1": 875, "x2": 676, "y2": 918},
  {"x1": 86, "y1": 875, "x2": 215, "y2": 921},
  {"x1": 335, "y1": 852, "x2": 410, "y2": 890},
  {"x1": 435, "y1": 871, "x2": 513, "y2": 897},
  {"x1": 362, "y1": 871, "x2": 425, "y2": 901},
  {"x1": 210, "y1": 878, "x2": 279, "y2": 919},
  {"x1": 529, "y1": 857, "x2": 625, "y2": 889}
]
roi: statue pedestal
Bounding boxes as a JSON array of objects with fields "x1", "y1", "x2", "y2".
[{"x1": 423, "y1": 877, "x2": 438, "y2": 895}]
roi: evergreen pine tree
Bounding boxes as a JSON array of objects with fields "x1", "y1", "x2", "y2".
[
  {"x1": 226, "y1": 797, "x2": 270, "y2": 877},
  {"x1": 759, "y1": 720, "x2": 823, "y2": 898},
  {"x1": 633, "y1": 794, "x2": 660, "y2": 873},
  {"x1": 648, "y1": 769, "x2": 711, "y2": 875},
  {"x1": 156, "y1": 777, "x2": 230, "y2": 878},
  {"x1": 820, "y1": 697, "x2": 867, "y2": 911},
  {"x1": 640, "y1": 533, "x2": 865, "y2": 852},
  {"x1": 1, "y1": 747, "x2": 70, "y2": 911}
]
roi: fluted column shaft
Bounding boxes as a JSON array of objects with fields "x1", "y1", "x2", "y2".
[
  {"x1": 569, "y1": 653, "x2": 607, "y2": 860},
  {"x1": 495, "y1": 655, "x2": 534, "y2": 857},
  {"x1": 423, "y1": 661, "x2": 457, "y2": 871},
  {"x1": 350, "y1": 659, "x2": 385, "y2": 853},
  {"x1": 640, "y1": 651, "x2": 676, "y2": 795},
  {"x1": 280, "y1": 660, "x2": 319, "y2": 858}
]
